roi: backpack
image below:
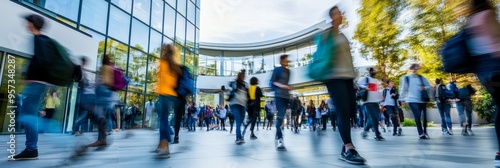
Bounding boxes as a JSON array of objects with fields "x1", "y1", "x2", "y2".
[
  {"x1": 111, "y1": 67, "x2": 128, "y2": 91},
  {"x1": 176, "y1": 66, "x2": 195, "y2": 97},
  {"x1": 46, "y1": 38, "x2": 79, "y2": 86},
  {"x1": 437, "y1": 84, "x2": 454, "y2": 102},
  {"x1": 269, "y1": 67, "x2": 283, "y2": 91},
  {"x1": 440, "y1": 29, "x2": 474, "y2": 74},
  {"x1": 405, "y1": 75, "x2": 430, "y2": 102},
  {"x1": 356, "y1": 77, "x2": 369, "y2": 101},
  {"x1": 307, "y1": 32, "x2": 335, "y2": 81}
]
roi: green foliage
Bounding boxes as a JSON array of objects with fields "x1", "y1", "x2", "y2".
[
  {"x1": 401, "y1": 118, "x2": 416, "y2": 127},
  {"x1": 473, "y1": 88, "x2": 496, "y2": 123},
  {"x1": 353, "y1": 0, "x2": 408, "y2": 85}
]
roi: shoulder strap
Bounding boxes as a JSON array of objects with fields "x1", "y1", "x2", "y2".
[
  {"x1": 383, "y1": 89, "x2": 388, "y2": 98},
  {"x1": 365, "y1": 76, "x2": 369, "y2": 84},
  {"x1": 405, "y1": 76, "x2": 409, "y2": 87}
]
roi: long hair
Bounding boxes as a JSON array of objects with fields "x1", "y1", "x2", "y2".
[
  {"x1": 102, "y1": 54, "x2": 112, "y2": 66},
  {"x1": 469, "y1": 0, "x2": 495, "y2": 15},
  {"x1": 161, "y1": 43, "x2": 182, "y2": 76}
]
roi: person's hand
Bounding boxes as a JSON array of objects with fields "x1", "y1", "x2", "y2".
[
  {"x1": 391, "y1": 93, "x2": 396, "y2": 96},
  {"x1": 282, "y1": 85, "x2": 293, "y2": 90},
  {"x1": 400, "y1": 101, "x2": 407, "y2": 106}
]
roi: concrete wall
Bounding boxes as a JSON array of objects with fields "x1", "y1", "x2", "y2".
[{"x1": 401, "y1": 106, "x2": 488, "y2": 125}]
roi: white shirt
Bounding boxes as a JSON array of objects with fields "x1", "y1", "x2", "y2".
[
  {"x1": 383, "y1": 89, "x2": 396, "y2": 106},
  {"x1": 145, "y1": 101, "x2": 154, "y2": 115},
  {"x1": 357, "y1": 76, "x2": 383, "y2": 104}
]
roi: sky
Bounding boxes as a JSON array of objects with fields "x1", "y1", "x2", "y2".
[{"x1": 200, "y1": 0, "x2": 374, "y2": 67}]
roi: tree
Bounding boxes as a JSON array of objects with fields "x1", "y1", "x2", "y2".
[{"x1": 353, "y1": 0, "x2": 408, "y2": 85}]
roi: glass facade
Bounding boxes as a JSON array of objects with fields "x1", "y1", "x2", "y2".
[
  {"x1": 4, "y1": 0, "x2": 201, "y2": 132},
  {"x1": 199, "y1": 42, "x2": 315, "y2": 76}
]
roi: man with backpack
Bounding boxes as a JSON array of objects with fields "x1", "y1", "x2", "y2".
[
  {"x1": 435, "y1": 78, "x2": 454, "y2": 135},
  {"x1": 382, "y1": 80, "x2": 402, "y2": 136},
  {"x1": 457, "y1": 84, "x2": 476, "y2": 136},
  {"x1": 270, "y1": 54, "x2": 293, "y2": 150},
  {"x1": 12, "y1": 14, "x2": 77, "y2": 160}
]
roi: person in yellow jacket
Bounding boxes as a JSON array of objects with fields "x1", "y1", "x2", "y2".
[
  {"x1": 155, "y1": 44, "x2": 182, "y2": 158},
  {"x1": 39, "y1": 91, "x2": 60, "y2": 133}
]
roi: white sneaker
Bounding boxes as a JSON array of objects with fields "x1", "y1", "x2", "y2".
[
  {"x1": 157, "y1": 148, "x2": 170, "y2": 158},
  {"x1": 275, "y1": 138, "x2": 286, "y2": 151}
]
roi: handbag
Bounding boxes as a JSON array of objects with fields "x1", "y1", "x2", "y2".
[{"x1": 307, "y1": 32, "x2": 336, "y2": 81}]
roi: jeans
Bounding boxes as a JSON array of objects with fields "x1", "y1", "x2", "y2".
[
  {"x1": 385, "y1": 106, "x2": 399, "y2": 132},
  {"x1": 275, "y1": 97, "x2": 289, "y2": 139},
  {"x1": 363, "y1": 103, "x2": 382, "y2": 137},
  {"x1": 456, "y1": 100, "x2": 473, "y2": 129},
  {"x1": 324, "y1": 79, "x2": 356, "y2": 145},
  {"x1": 408, "y1": 103, "x2": 428, "y2": 136},
  {"x1": 231, "y1": 104, "x2": 245, "y2": 140},
  {"x1": 204, "y1": 117, "x2": 211, "y2": 130},
  {"x1": 73, "y1": 94, "x2": 95, "y2": 133},
  {"x1": 19, "y1": 82, "x2": 47, "y2": 150},
  {"x1": 158, "y1": 95, "x2": 177, "y2": 142},
  {"x1": 357, "y1": 106, "x2": 365, "y2": 128},
  {"x1": 436, "y1": 102, "x2": 452, "y2": 131}
]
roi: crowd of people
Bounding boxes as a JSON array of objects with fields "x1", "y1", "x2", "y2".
[{"x1": 10, "y1": 1, "x2": 500, "y2": 167}]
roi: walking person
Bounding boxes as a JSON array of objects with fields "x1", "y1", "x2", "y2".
[
  {"x1": 218, "y1": 105, "x2": 227, "y2": 131},
  {"x1": 72, "y1": 56, "x2": 96, "y2": 136},
  {"x1": 243, "y1": 77, "x2": 263, "y2": 140},
  {"x1": 204, "y1": 105, "x2": 213, "y2": 132},
  {"x1": 327, "y1": 97, "x2": 337, "y2": 131},
  {"x1": 173, "y1": 97, "x2": 187, "y2": 143},
  {"x1": 290, "y1": 96, "x2": 302, "y2": 133},
  {"x1": 154, "y1": 43, "x2": 182, "y2": 158},
  {"x1": 145, "y1": 99, "x2": 155, "y2": 128},
  {"x1": 457, "y1": 84, "x2": 476, "y2": 136},
  {"x1": 382, "y1": 80, "x2": 402, "y2": 136},
  {"x1": 399, "y1": 64, "x2": 432, "y2": 139},
  {"x1": 435, "y1": 78, "x2": 454, "y2": 135},
  {"x1": 358, "y1": 68, "x2": 385, "y2": 141},
  {"x1": 307, "y1": 100, "x2": 316, "y2": 131},
  {"x1": 13, "y1": 14, "x2": 76, "y2": 160},
  {"x1": 270, "y1": 55, "x2": 292, "y2": 150},
  {"x1": 265, "y1": 101, "x2": 276, "y2": 130},
  {"x1": 227, "y1": 105, "x2": 235, "y2": 134},
  {"x1": 320, "y1": 6, "x2": 366, "y2": 164},
  {"x1": 462, "y1": 1, "x2": 500, "y2": 165},
  {"x1": 228, "y1": 70, "x2": 248, "y2": 144},
  {"x1": 320, "y1": 100, "x2": 329, "y2": 131}
]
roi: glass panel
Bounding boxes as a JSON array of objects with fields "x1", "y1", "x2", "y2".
[
  {"x1": 196, "y1": 8, "x2": 200, "y2": 28},
  {"x1": 80, "y1": 28, "x2": 106, "y2": 71},
  {"x1": 165, "y1": 0, "x2": 176, "y2": 8},
  {"x1": 186, "y1": 23, "x2": 195, "y2": 52},
  {"x1": 128, "y1": 49, "x2": 147, "y2": 93},
  {"x1": 297, "y1": 43, "x2": 312, "y2": 67},
  {"x1": 254, "y1": 55, "x2": 264, "y2": 74},
  {"x1": 131, "y1": 18, "x2": 150, "y2": 52},
  {"x1": 187, "y1": 1, "x2": 195, "y2": 23},
  {"x1": 163, "y1": 36, "x2": 173, "y2": 45},
  {"x1": 241, "y1": 56, "x2": 253, "y2": 75},
  {"x1": 185, "y1": 51, "x2": 195, "y2": 72},
  {"x1": 81, "y1": 0, "x2": 108, "y2": 33},
  {"x1": 163, "y1": 5, "x2": 176, "y2": 39},
  {"x1": 285, "y1": 46, "x2": 298, "y2": 68},
  {"x1": 177, "y1": 0, "x2": 186, "y2": 16},
  {"x1": 133, "y1": 0, "x2": 151, "y2": 24},
  {"x1": 149, "y1": 29, "x2": 162, "y2": 56},
  {"x1": 146, "y1": 56, "x2": 159, "y2": 94},
  {"x1": 223, "y1": 57, "x2": 232, "y2": 76},
  {"x1": 105, "y1": 39, "x2": 129, "y2": 70},
  {"x1": 108, "y1": 6, "x2": 131, "y2": 44},
  {"x1": 175, "y1": 14, "x2": 186, "y2": 46},
  {"x1": 112, "y1": 0, "x2": 132, "y2": 13},
  {"x1": 0, "y1": 55, "x2": 70, "y2": 133},
  {"x1": 274, "y1": 51, "x2": 283, "y2": 67},
  {"x1": 151, "y1": 0, "x2": 164, "y2": 31},
  {"x1": 263, "y1": 52, "x2": 274, "y2": 72},
  {"x1": 198, "y1": 55, "x2": 206, "y2": 75},
  {"x1": 43, "y1": 0, "x2": 80, "y2": 21},
  {"x1": 206, "y1": 57, "x2": 218, "y2": 76},
  {"x1": 126, "y1": 92, "x2": 145, "y2": 127},
  {"x1": 195, "y1": 28, "x2": 199, "y2": 54}
]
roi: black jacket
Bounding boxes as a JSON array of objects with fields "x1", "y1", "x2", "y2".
[
  {"x1": 26, "y1": 34, "x2": 56, "y2": 82},
  {"x1": 383, "y1": 88, "x2": 399, "y2": 106}
]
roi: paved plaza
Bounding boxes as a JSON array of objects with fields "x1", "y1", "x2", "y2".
[{"x1": 1, "y1": 126, "x2": 497, "y2": 168}]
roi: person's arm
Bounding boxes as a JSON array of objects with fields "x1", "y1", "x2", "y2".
[
  {"x1": 422, "y1": 77, "x2": 432, "y2": 90},
  {"x1": 356, "y1": 77, "x2": 367, "y2": 89}
]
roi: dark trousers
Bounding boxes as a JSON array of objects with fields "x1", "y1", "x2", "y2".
[
  {"x1": 358, "y1": 106, "x2": 364, "y2": 128},
  {"x1": 321, "y1": 115, "x2": 328, "y2": 130},
  {"x1": 329, "y1": 110, "x2": 337, "y2": 128},
  {"x1": 363, "y1": 103, "x2": 382, "y2": 136},
  {"x1": 409, "y1": 103, "x2": 428, "y2": 136},
  {"x1": 324, "y1": 79, "x2": 356, "y2": 145},
  {"x1": 477, "y1": 72, "x2": 500, "y2": 151},
  {"x1": 436, "y1": 102, "x2": 452, "y2": 131},
  {"x1": 456, "y1": 100, "x2": 473, "y2": 128},
  {"x1": 385, "y1": 106, "x2": 399, "y2": 132},
  {"x1": 275, "y1": 97, "x2": 289, "y2": 139},
  {"x1": 174, "y1": 98, "x2": 186, "y2": 138},
  {"x1": 204, "y1": 117, "x2": 211, "y2": 130},
  {"x1": 228, "y1": 116, "x2": 235, "y2": 132},
  {"x1": 246, "y1": 104, "x2": 259, "y2": 133}
]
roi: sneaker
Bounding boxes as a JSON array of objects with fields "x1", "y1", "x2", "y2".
[
  {"x1": 495, "y1": 154, "x2": 500, "y2": 168},
  {"x1": 419, "y1": 134, "x2": 428, "y2": 140},
  {"x1": 397, "y1": 127, "x2": 402, "y2": 136},
  {"x1": 447, "y1": 129, "x2": 453, "y2": 135},
  {"x1": 250, "y1": 134, "x2": 258, "y2": 140},
  {"x1": 393, "y1": 133, "x2": 397, "y2": 136},
  {"x1": 11, "y1": 149, "x2": 38, "y2": 160},
  {"x1": 339, "y1": 148, "x2": 366, "y2": 165},
  {"x1": 157, "y1": 148, "x2": 170, "y2": 158},
  {"x1": 235, "y1": 139, "x2": 245, "y2": 145},
  {"x1": 361, "y1": 131, "x2": 368, "y2": 139},
  {"x1": 87, "y1": 141, "x2": 107, "y2": 147},
  {"x1": 374, "y1": 136, "x2": 385, "y2": 141},
  {"x1": 275, "y1": 138, "x2": 286, "y2": 151},
  {"x1": 333, "y1": 127, "x2": 336, "y2": 131},
  {"x1": 74, "y1": 131, "x2": 83, "y2": 136},
  {"x1": 468, "y1": 129, "x2": 474, "y2": 136}
]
